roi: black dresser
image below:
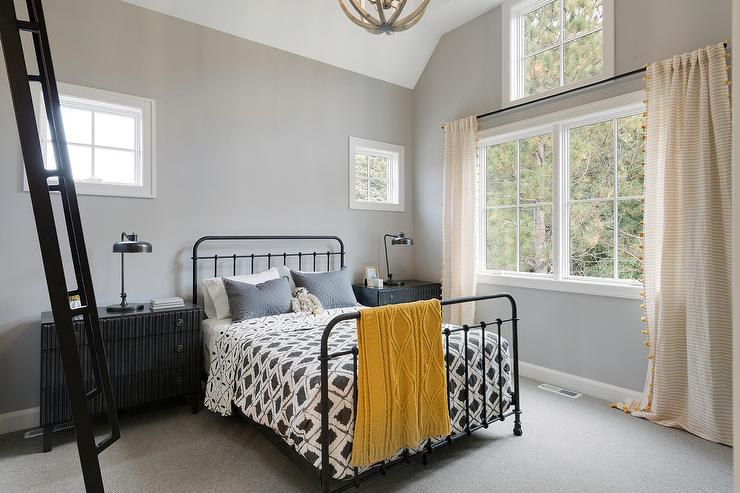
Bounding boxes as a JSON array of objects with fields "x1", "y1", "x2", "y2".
[
  {"x1": 40, "y1": 303, "x2": 202, "y2": 452},
  {"x1": 353, "y1": 280, "x2": 442, "y2": 307}
]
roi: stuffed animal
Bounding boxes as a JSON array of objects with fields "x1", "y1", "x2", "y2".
[{"x1": 291, "y1": 287, "x2": 324, "y2": 315}]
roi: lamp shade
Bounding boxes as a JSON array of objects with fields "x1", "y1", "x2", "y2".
[
  {"x1": 113, "y1": 233, "x2": 152, "y2": 253},
  {"x1": 390, "y1": 232, "x2": 414, "y2": 246}
]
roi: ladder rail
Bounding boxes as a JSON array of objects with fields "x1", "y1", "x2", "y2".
[
  {"x1": 0, "y1": 1, "x2": 120, "y2": 491},
  {"x1": 25, "y1": 0, "x2": 106, "y2": 397},
  {"x1": 27, "y1": 0, "x2": 119, "y2": 425}
]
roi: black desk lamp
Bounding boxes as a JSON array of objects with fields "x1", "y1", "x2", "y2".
[
  {"x1": 384, "y1": 232, "x2": 413, "y2": 286},
  {"x1": 107, "y1": 232, "x2": 152, "y2": 312}
]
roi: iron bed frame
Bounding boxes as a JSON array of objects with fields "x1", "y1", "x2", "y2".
[{"x1": 192, "y1": 235, "x2": 522, "y2": 492}]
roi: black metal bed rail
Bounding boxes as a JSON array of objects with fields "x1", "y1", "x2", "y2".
[
  {"x1": 191, "y1": 235, "x2": 345, "y2": 303},
  {"x1": 318, "y1": 293, "x2": 522, "y2": 493}
]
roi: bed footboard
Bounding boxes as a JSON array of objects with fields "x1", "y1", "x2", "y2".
[{"x1": 318, "y1": 294, "x2": 521, "y2": 492}]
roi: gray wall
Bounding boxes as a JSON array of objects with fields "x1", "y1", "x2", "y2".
[
  {"x1": 413, "y1": 0, "x2": 732, "y2": 391},
  {"x1": 0, "y1": 0, "x2": 414, "y2": 414}
]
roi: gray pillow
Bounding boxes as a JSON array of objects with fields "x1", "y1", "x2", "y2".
[
  {"x1": 223, "y1": 276, "x2": 293, "y2": 322},
  {"x1": 290, "y1": 267, "x2": 359, "y2": 309}
]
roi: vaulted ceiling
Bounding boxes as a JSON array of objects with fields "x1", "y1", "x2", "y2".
[{"x1": 121, "y1": 0, "x2": 502, "y2": 88}]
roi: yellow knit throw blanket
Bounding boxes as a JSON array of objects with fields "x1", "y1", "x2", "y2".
[{"x1": 351, "y1": 298, "x2": 450, "y2": 467}]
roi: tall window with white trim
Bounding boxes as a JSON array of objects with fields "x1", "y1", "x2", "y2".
[
  {"x1": 30, "y1": 83, "x2": 155, "y2": 198},
  {"x1": 480, "y1": 94, "x2": 644, "y2": 296}
]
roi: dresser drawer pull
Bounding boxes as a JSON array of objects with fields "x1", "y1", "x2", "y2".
[
  {"x1": 175, "y1": 344, "x2": 183, "y2": 353},
  {"x1": 175, "y1": 319, "x2": 184, "y2": 328}
]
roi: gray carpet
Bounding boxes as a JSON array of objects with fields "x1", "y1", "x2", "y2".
[{"x1": 0, "y1": 378, "x2": 731, "y2": 492}]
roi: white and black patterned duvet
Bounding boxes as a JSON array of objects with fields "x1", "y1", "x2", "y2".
[{"x1": 205, "y1": 308, "x2": 513, "y2": 480}]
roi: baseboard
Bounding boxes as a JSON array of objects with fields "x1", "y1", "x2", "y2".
[
  {"x1": 519, "y1": 361, "x2": 644, "y2": 404},
  {"x1": 0, "y1": 407, "x2": 39, "y2": 435}
]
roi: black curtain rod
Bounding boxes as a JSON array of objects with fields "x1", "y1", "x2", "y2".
[{"x1": 442, "y1": 41, "x2": 728, "y2": 129}]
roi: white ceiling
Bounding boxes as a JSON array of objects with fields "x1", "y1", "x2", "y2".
[{"x1": 121, "y1": 0, "x2": 502, "y2": 88}]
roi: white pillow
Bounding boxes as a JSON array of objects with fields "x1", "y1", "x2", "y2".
[{"x1": 201, "y1": 267, "x2": 280, "y2": 319}]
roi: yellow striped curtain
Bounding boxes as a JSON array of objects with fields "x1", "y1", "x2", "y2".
[
  {"x1": 442, "y1": 116, "x2": 478, "y2": 325},
  {"x1": 619, "y1": 43, "x2": 732, "y2": 445}
]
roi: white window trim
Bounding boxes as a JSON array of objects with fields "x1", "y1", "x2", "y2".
[
  {"x1": 24, "y1": 82, "x2": 156, "y2": 199},
  {"x1": 502, "y1": 0, "x2": 615, "y2": 106},
  {"x1": 348, "y1": 136, "x2": 405, "y2": 212},
  {"x1": 478, "y1": 91, "x2": 644, "y2": 299}
]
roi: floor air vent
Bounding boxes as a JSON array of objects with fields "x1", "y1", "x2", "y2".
[
  {"x1": 537, "y1": 383, "x2": 582, "y2": 399},
  {"x1": 24, "y1": 422, "x2": 73, "y2": 439}
]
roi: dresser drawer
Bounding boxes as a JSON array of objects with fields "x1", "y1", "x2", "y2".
[
  {"x1": 40, "y1": 363, "x2": 200, "y2": 426},
  {"x1": 41, "y1": 329, "x2": 200, "y2": 389},
  {"x1": 378, "y1": 285, "x2": 442, "y2": 305},
  {"x1": 41, "y1": 309, "x2": 200, "y2": 350}
]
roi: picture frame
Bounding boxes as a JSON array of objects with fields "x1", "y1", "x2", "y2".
[{"x1": 364, "y1": 265, "x2": 379, "y2": 286}]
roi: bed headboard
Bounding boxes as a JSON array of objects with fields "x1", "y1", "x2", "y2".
[{"x1": 191, "y1": 235, "x2": 345, "y2": 304}]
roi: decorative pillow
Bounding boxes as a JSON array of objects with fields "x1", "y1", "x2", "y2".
[
  {"x1": 290, "y1": 267, "x2": 359, "y2": 309},
  {"x1": 223, "y1": 276, "x2": 293, "y2": 322},
  {"x1": 201, "y1": 267, "x2": 280, "y2": 319}
]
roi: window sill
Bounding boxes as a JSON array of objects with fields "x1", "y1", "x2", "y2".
[
  {"x1": 477, "y1": 272, "x2": 642, "y2": 300},
  {"x1": 349, "y1": 201, "x2": 404, "y2": 212},
  {"x1": 23, "y1": 181, "x2": 155, "y2": 199}
]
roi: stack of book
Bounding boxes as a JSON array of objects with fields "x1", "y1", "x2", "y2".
[{"x1": 149, "y1": 296, "x2": 185, "y2": 310}]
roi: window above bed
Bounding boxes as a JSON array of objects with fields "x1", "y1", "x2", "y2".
[
  {"x1": 348, "y1": 137, "x2": 404, "y2": 212},
  {"x1": 502, "y1": 0, "x2": 614, "y2": 105},
  {"x1": 26, "y1": 83, "x2": 156, "y2": 198}
]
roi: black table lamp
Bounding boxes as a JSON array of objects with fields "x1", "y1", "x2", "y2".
[
  {"x1": 384, "y1": 232, "x2": 414, "y2": 286},
  {"x1": 107, "y1": 232, "x2": 152, "y2": 312}
]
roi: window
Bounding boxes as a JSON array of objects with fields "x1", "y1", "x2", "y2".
[
  {"x1": 27, "y1": 83, "x2": 156, "y2": 198},
  {"x1": 503, "y1": 0, "x2": 614, "y2": 103},
  {"x1": 480, "y1": 93, "x2": 644, "y2": 298},
  {"x1": 349, "y1": 137, "x2": 404, "y2": 212},
  {"x1": 567, "y1": 114, "x2": 644, "y2": 281},
  {"x1": 485, "y1": 131, "x2": 554, "y2": 274}
]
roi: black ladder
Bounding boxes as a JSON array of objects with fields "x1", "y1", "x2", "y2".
[{"x1": 0, "y1": 1, "x2": 119, "y2": 491}]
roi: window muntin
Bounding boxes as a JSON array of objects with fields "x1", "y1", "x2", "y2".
[
  {"x1": 481, "y1": 100, "x2": 644, "y2": 286},
  {"x1": 510, "y1": 0, "x2": 608, "y2": 101},
  {"x1": 349, "y1": 137, "x2": 404, "y2": 212}
]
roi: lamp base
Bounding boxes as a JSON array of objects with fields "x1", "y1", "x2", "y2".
[
  {"x1": 106, "y1": 303, "x2": 145, "y2": 313},
  {"x1": 385, "y1": 280, "x2": 405, "y2": 286}
]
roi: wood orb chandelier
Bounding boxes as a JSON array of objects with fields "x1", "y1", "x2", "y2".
[{"x1": 338, "y1": 0, "x2": 432, "y2": 35}]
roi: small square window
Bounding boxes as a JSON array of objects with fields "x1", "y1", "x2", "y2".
[
  {"x1": 504, "y1": 0, "x2": 614, "y2": 104},
  {"x1": 349, "y1": 137, "x2": 404, "y2": 212},
  {"x1": 26, "y1": 83, "x2": 156, "y2": 198}
]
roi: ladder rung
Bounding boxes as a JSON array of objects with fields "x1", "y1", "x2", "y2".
[
  {"x1": 28, "y1": 74, "x2": 42, "y2": 83},
  {"x1": 17, "y1": 21, "x2": 40, "y2": 33},
  {"x1": 48, "y1": 184, "x2": 63, "y2": 193},
  {"x1": 68, "y1": 289, "x2": 81, "y2": 298},
  {"x1": 96, "y1": 433, "x2": 119, "y2": 455},
  {"x1": 69, "y1": 306, "x2": 89, "y2": 317}
]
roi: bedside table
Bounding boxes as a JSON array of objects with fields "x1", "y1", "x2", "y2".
[
  {"x1": 353, "y1": 280, "x2": 442, "y2": 307},
  {"x1": 40, "y1": 303, "x2": 202, "y2": 452}
]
